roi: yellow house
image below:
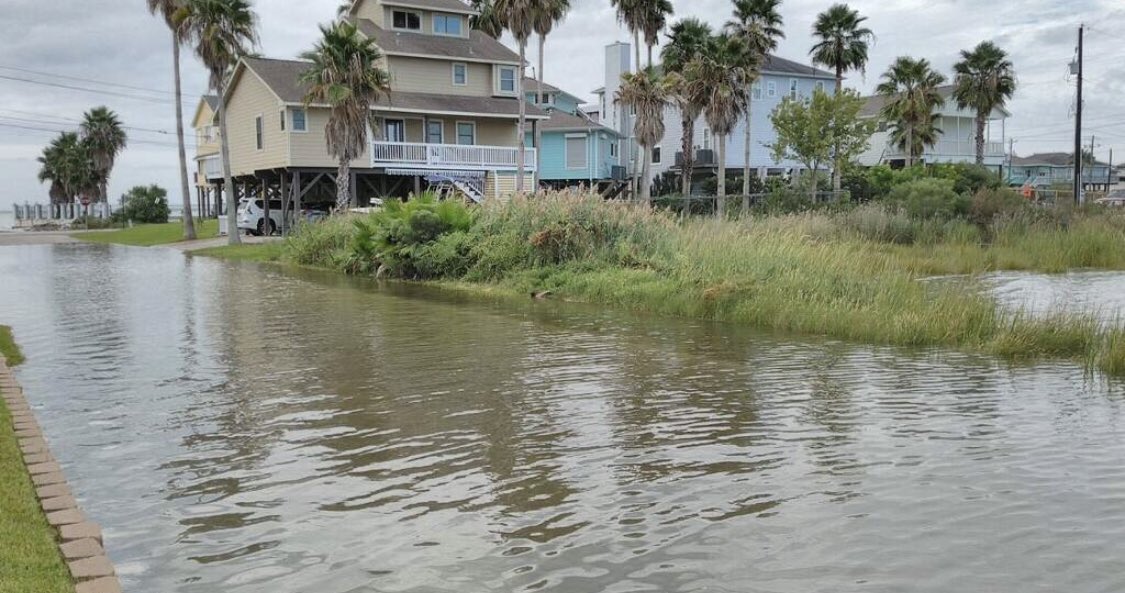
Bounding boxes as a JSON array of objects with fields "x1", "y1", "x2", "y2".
[
  {"x1": 195, "y1": 0, "x2": 546, "y2": 217},
  {"x1": 190, "y1": 95, "x2": 221, "y2": 217}
]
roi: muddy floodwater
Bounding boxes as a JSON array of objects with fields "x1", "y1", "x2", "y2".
[{"x1": 2, "y1": 243, "x2": 1124, "y2": 593}]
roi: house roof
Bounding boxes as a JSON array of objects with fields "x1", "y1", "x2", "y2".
[
  {"x1": 538, "y1": 109, "x2": 621, "y2": 135},
  {"x1": 1012, "y1": 152, "x2": 1111, "y2": 167},
  {"x1": 354, "y1": 19, "x2": 520, "y2": 64},
  {"x1": 761, "y1": 55, "x2": 835, "y2": 79},
  {"x1": 203, "y1": 95, "x2": 219, "y2": 111},
  {"x1": 524, "y1": 78, "x2": 562, "y2": 94},
  {"x1": 239, "y1": 56, "x2": 548, "y2": 119},
  {"x1": 347, "y1": 0, "x2": 477, "y2": 16},
  {"x1": 860, "y1": 85, "x2": 1012, "y2": 118}
]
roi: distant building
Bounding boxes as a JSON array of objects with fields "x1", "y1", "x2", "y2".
[
  {"x1": 1009, "y1": 152, "x2": 1115, "y2": 191},
  {"x1": 857, "y1": 85, "x2": 1009, "y2": 172},
  {"x1": 522, "y1": 78, "x2": 623, "y2": 188}
]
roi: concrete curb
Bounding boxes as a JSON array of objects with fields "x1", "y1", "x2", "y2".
[{"x1": 1, "y1": 357, "x2": 122, "y2": 593}]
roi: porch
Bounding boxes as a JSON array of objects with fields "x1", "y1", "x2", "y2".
[{"x1": 370, "y1": 141, "x2": 536, "y2": 171}]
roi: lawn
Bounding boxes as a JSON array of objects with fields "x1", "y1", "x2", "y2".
[
  {"x1": 190, "y1": 242, "x2": 285, "y2": 263},
  {"x1": 75, "y1": 219, "x2": 219, "y2": 247},
  {"x1": 0, "y1": 326, "x2": 73, "y2": 593}
]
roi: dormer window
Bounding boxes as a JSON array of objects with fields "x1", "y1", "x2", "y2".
[
  {"x1": 433, "y1": 14, "x2": 462, "y2": 36},
  {"x1": 392, "y1": 10, "x2": 421, "y2": 31}
]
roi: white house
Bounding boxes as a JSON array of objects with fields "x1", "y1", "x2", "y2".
[{"x1": 857, "y1": 85, "x2": 1009, "y2": 171}]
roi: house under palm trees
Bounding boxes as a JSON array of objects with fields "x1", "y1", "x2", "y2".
[
  {"x1": 193, "y1": 0, "x2": 548, "y2": 214},
  {"x1": 522, "y1": 78, "x2": 624, "y2": 189},
  {"x1": 857, "y1": 85, "x2": 1009, "y2": 171}
]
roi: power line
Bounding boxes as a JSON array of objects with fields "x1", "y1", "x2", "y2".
[
  {"x1": 0, "y1": 74, "x2": 193, "y2": 105},
  {"x1": 0, "y1": 112, "x2": 186, "y2": 137},
  {"x1": 0, "y1": 122, "x2": 197, "y2": 148},
  {"x1": 0, "y1": 64, "x2": 185, "y2": 97}
]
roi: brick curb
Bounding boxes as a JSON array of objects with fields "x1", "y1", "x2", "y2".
[{"x1": 1, "y1": 357, "x2": 122, "y2": 593}]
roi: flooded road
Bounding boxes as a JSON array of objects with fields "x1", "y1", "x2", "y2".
[{"x1": 2, "y1": 243, "x2": 1124, "y2": 593}]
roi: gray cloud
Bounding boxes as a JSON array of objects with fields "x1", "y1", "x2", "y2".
[{"x1": 2, "y1": 0, "x2": 1121, "y2": 210}]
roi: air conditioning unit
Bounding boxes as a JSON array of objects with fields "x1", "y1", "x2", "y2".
[
  {"x1": 611, "y1": 166, "x2": 627, "y2": 181},
  {"x1": 695, "y1": 149, "x2": 715, "y2": 166}
]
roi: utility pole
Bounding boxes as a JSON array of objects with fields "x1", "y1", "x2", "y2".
[
  {"x1": 1007, "y1": 138, "x2": 1015, "y2": 185},
  {"x1": 1109, "y1": 148, "x2": 1115, "y2": 190},
  {"x1": 1074, "y1": 24, "x2": 1084, "y2": 204},
  {"x1": 1090, "y1": 134, "x2": 1096, "y2": 193}
]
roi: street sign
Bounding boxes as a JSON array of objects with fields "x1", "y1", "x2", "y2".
[{"x1": 79, "y1": 195, "x2": 91, "y2": 207}]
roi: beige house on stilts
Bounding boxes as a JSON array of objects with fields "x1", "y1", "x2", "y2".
[{"x1": 193, "y1": 0, "x2": 545, "y2": 229}]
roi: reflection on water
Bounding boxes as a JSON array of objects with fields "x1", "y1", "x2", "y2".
[
  {"x1": 987, "y1": 270, "x2": 1125, "y2": 323},
  {"x1": 2, "y1": 244, "x2": 1125, "y2": 593}
]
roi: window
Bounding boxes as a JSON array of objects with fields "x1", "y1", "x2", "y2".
[
  {"x1": 433, "y1": 14, "x2": 462, "y2": 36},
  {"x1": 752, "y1": 80, "x2": 762, "y2": 101},
  {"x1": 254, "y1": 115, "x2": 263, "y2": 150},
  {"x1": 767, "y1": 81, "x2": 777, "y2": 98},
  {"x1": 426, "y1": 120, "x2": 444, "y2": 144},
  {"x1": 789, "y1": 79, "x2": 799, "y2": 100},
  {"x1": 652, "y1": 147, "x2": 661, "y2": 164},
  {"x1": 703, "y1": 128, "x2": 711, "y2": 150},
  {"x1": 497, "y1": 66, "x2": 517, "y2": 94},
  {"x1": 456, "y1": 121, "x2": 475, "y2": 145},
  {"x1": 610, "y1": 142, "x2": 617, "y2": 157},
  {"x1": 452, "y1": 63, "x2": 467, "y2": 86},
  {"x1": 815, "y1": 80, "x2": 826, "y2": 94},
  {"x1": 279, "y1": 110, "x2": 285, "y2": 131},
  {"x1": 385, "y1": 119, "x2": 405, "y2": 143},
  {"x1": 566, "y1": 135, "x2": 587, "y2": 169},
  {"x1": 540, "y1": 93, "x2": 553, "y2": 105},
  {"x1": 392, "y1": 10, "x2": 420, "y2": 30},
  {"x1": 291, "y1": 108, "x2": 307, "y2": 132}
]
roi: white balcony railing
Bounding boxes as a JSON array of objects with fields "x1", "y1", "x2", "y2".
[
  {"x1": 372, "y1": 141, "x2": 536, "y2": 171},
  {"x1": 202, "y1": 155, "x2": 223, "y2": 180},
  {"x1": 886, "y1": 140, "x2": 1005, "y2": 159}
]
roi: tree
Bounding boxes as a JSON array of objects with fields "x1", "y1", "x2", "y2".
[
  {"x1": 877, "y1": 56, "x2": 946, "y2": 167},
  {"x1": 299, "y1": 22, "x2": 392, "y2": 212},
  {"x1": 119, "y1": 185, "x2": 172, "y2": 223},
  {"x1": 531, "y1": 0, "x2": 570, "y2": 188},
  {"x1": 686, "y1": 33, "x2": 755, "y2": 217},
  {"x1": 79, "y1": 107, "x2": 127, "y2": 208},
  {"x1": 636, "y1": 0, "x2": 673, "y2": 67},
  {"x1": 769, "y1": 88, "x2": 874, "y2": 199},
  {"x1": 662, "y1": 18, "x2": 712, "y2": 196},
  {"x1": 952, "y1": 41, "x2": 1016, "y2": 166},
  {"x1": 177, "y1": 0, "x2": 258, "y2": 245},
  {"x1": 810, "y1": 3, "x2": 873, "y2": 193},
  {"x1": 468, "y1": 0, "x2": 505, "y2": 38},
  {"x1": 37, "y1": 132, "x2": 97, "y2": 207},
  {"x1": 148, "y1": 0, "x2": 198, "y2": 239},
  {"x1": 492, "y1": 0, "x2": 535, "y2": 193},
  {"x1": 616, "y1": 67, "x2": 667, "y2": 204},
  {"x1": 610, "y1": 0, "x2": 642, "y2": 69},
  {"x1": 726, "y1": 0, "x2": 784, "y2": 198}
]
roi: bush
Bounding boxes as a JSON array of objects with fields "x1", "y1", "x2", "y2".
[
  {"x1": 969, "y1": 188, "x2": 1028, "y2": 227},
  {"x1": 357, "y1": 194, "x2": 476, "y2": 278},
  {"x1": 118, "y1": 185, "x2": 170, "y2": 224},
  {"x1": 887, "y1": 178, "x2": 967, "y2": 221}
]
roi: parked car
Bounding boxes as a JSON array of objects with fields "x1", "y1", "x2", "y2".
[
  {"x1": 1096, "y1": 190, "x2": 1125, "y2": 207},
  {"x1": 236, "y1": 199, "x2": 284, "y2": 235}
]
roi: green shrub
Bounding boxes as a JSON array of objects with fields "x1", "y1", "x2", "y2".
[
  {"x1": 887, "y1": 178, "x2": 967, "y2": 221},
  {"x1": 969, "y1": 188, "x2": 1028, "y2": 227},
  {"x1": 117, "y1": 185, "x2": 170, "y2": 224}
]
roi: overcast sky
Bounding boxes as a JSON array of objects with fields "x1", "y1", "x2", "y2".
[{"x1": 1, "y1": 0, "x2": 1122, "y2": 211}]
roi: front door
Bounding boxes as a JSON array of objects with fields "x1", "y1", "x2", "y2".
[{"x1": 385, "y1": 119, "x2": 405, "y2": 143}]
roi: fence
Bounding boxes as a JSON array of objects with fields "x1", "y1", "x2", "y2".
[{"x1": 11, "y1": 202, "x2": 113, "y2": 226}]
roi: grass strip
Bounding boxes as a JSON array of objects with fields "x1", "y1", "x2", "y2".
[{"x1": 75, "y1": 219, "x2": 219, "y2": 247}]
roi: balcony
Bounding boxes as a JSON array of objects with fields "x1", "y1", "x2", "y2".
[
  {"x1": 371, "y1": 142, "x2": 536, "y2": 171},
  {"x1": 886, "y1": 140, "x2": 1005, "y2": 160},
  {"x1": 202, "y1": 155, "x2": 223, "y2": 180}
]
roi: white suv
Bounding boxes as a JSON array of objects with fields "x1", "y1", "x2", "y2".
[{"x1": 236, "y1": 199, "x2": 284, "y2": 236}]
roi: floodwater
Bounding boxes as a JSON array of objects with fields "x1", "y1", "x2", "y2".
[{"x1": 1, "y1": 244, "x2": 1124, "y2": 593}]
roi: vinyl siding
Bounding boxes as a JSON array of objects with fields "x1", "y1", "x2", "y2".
[
  {"x1": 383, "y1": 7, "x2": 433, "y2": 35},
  {"x1": 226, "y1": 70, "x2": 287, "y2": 176},
  {"x1": 287, "y1": 106, "x2": 372, "y2": 169},
  {"x1": 353, "y1": 0, "x2": 385, "y2": 25},
  {"x1": 387, "y1": 56, "x2": 491, "y2": 96},
  {"x1": 193, "y1": 103, "x2": 220, "y2": 158},
  {"x1": 526, "y1": 130, "x2": 618, "y2": 182}
]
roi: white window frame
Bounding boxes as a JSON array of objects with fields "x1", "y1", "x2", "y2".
[
  {"x1": 291, "y1": 108, "x2": 307, "y2": 133},
  {"x1": 495, "y1": 66, "x2": 517, "y2": 95},
  {"x1": 432, "y1": 13, "x2": 463, "y2": 37},
  {"x1": 254, "y1": 114, "x2": 263, "y2": 150},
  {"x1": 391, "y1": 10, "x2": 421, "y2": 31},
  {"x1": 452, "y1": 62, "x2": 468, "y2": 87},
  {"x1": 752, "y1": 80, "x2": 763, "y2": 101},
  {"x1": 425, "y1": 119, "x2": 444, "y2": 144},
  {"x1": 385, "y1": 118, "x2": 406, "y2": 143},
  {"x1": 767, "y1": 81, "x2": 777, "y2": 98},
  {"x1": 565, "y1": 133, "x2": 588, "y2": 170},
  {"x1": 455, "y1": 121, "x2": 476, "y2": 146},
  {"x1": 789, "y1": 78, "x2": 799, "y2": 100}
]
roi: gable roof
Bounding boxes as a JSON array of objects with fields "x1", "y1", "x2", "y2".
[
  {"x1": 762, "y1": 55, "x2": 835, "y2": 79},
  {"x1": 354, "y1": 18, "x2": 519, "y2": 64},
  {"x1": 191, "y1": 95, "x2": 219, "y2": 127},
  {"x1": 238, "y1": 56, "x2": 548, "y2": 119},
  {"x1": 1012, "y1": 152, "x2": 1111, "y2": 167},
  {"x1": 860, "y1": 85, "x2": 1012, "y2": 119},
  {"x1": 539, "y1": 109, "x2": 621, "y2": 135},
  {"x1": 348, "y1": 0, "x2": 477, "y2": 16}
]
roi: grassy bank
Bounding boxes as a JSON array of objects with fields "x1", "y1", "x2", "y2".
[
  {"x1": 0, "y1": 327, "x2": 73, "y2": 593},
  {"x1": 76, "y1": 219, "x2": 219, "y2": 246},
  {"x1": 190, "y1": 242, "x2": 284, "y2": 262},
  {"x1": 201, "y1": 192, "x2": 1125, "y2": 375}
]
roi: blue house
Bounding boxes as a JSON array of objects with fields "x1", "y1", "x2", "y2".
[{"x1": 523, "y1": 78, "x2": 623, "y2": 188}]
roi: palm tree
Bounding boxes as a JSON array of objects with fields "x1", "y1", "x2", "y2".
[
  {"x1": 610, "y1": 0, "x2": 642, "y2": 70},
  {"x1": 661, "y1": 18, "x2": 712, "y2": 197},
  {"x1": 952, "y1": 41, "x2": 1016, "y2": 166},
  {"x1": 468, "y1": 0, "x2": 505, "y2": 38},
  {"x1": 178, "y1": 0, "x2": 258, "y2": 245},
  {"x1": 300, "y1": 22, "x2": 392, "y2": 212},
  {"x1": 637, "y1": 0, "x2": 673, "y2": 67},
  {"x1": 531, "y1": 0, "x2": 570, "y2": 188},
  {"x1": 877, "y1": 56, "x2": 946, "y2": 167},
  {"x1": 810, "y1": 3, "x2": 873, "y2": 193},
  {"x1": 686, "y1": 33, "x2": 755, "y2": 217},
  {"x1": 80, "y1": 107, "x2": 127, "y2": 210},
  {"x1": 147, "y1": 0, "x2": 198, "y2": 239},
  {"x1": 616, "y1": 67, "x2": 667, "y2": 204},
  {"x1": 726, "y1": 0, "x2": 783, "y2": 199},
  {"x1": 38, "y1": 132, "x2": 96, "y2": 208},
  {"x1": 492, "y1": 0, "x2": 535, "y2": 193}
]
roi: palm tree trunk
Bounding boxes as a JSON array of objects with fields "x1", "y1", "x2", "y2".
[
  {"x1": 742, "y1": 98, "x2": 752, "y2": 202},
  {"x1": 173, "y1": 38, "x2": 197, "y2": 240},
  {"x1": 633, "y1": 30, "x2": 640, "y2": 73},
  {"x1": 647, "y1": 43, "x2": 653, "y2": 68},
  {"x1": 639, "y1": 142, "x2": 651, "y2": 204},
  {"x1": 680, "y1": 109, "x2": 694, "y2": 197},
  {"x1": 975, "y1": 112, "x2": 985, "y2": 166},
  {"x1": 218, "y1": 80, "x2": 240, "y2": 246},
  {"x1": 535, "y1": 32, "x2": 545, "y2": 190},
  {"x1": 516, "y1": 39, "x2": 527, "y2": 194},
  {"x1": 832, "y1": 69, "x2": 843, "y2": 194},
  {"x1": 716, "y1": 130, "x2": 726, "y2": 218},
  {"x1": 336, "y1": 157, "x2": 351, "y2": 211},
  {"x1": 905, "y1": 125, "x2": 913, "y2": 168}
]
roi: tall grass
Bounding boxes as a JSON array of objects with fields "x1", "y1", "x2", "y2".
[{"x1": 277, "y1": 191, "x2": 1125, "y2": 376}]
